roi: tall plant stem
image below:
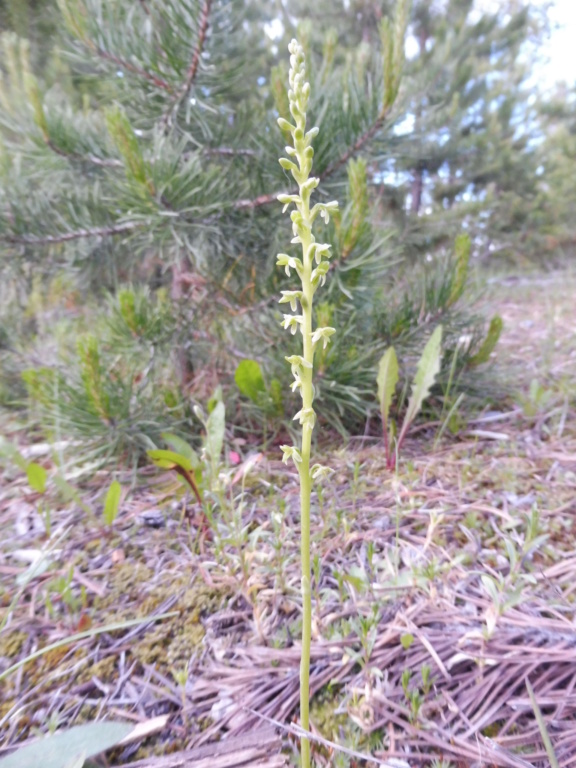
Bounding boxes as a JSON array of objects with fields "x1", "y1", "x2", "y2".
[
  {"x1": 298, "y1": 200, "x2": 314, "y2": 768},
  {"x1": 276, "y1": 39, "x2": 339, "y2": 768}
]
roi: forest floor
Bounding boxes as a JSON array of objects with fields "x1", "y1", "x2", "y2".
[{"x1": 1, "y1": 270, "x2": 576, "y2": 768}]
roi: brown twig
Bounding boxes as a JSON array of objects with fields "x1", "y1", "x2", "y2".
[
  {"x1": 231, "y1": 108, "x2": 393, "y2": 212},
  {"x1": 5, "y1": 222, "x2": 138, "y2": 245},
  {"x1": 320, "y1": 108, "x2": 391, "y2": 180},
  {"x1": 163, "y1": 0, "x2": 212, "y2": 122},
  {"x1": 92, "y1": 45, "x2": 173, "y2": 92}
]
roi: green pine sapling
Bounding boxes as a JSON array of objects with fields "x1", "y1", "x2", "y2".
[{"x1": 276, "y1": 39, "x2": 338, "y2": 768}]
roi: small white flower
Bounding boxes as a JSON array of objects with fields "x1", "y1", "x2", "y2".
[
  {"x1": 311, "y1": 261, "x2": 330, "y2": 288},
  {"x1": 293, "y1": 407, "x2": 316, "y2": 429},
  {"x1": 310, "y1": 200, "x2": 339, "y2": 225},
  {"x1": 311, "y1": 242, "x2": 331, "y2": 264},
  {"x1": 279, "y1": 290, "x2": 303, "y2": 311},
  {"x1": 290, "y1": 376, "x2": 303, "y2": 393},
  {"x1": 281, "y1": 314, "x2": 304, "y2": 335},
  {"x1": 285, "y1": 354, "x2": 312, "y2": 369},
  {"x1": 280, "y1": 445, "x2": 302, "y2": 465},
  {"x1": 311, "y1": 326, "x2": 336, "y2": 349},
  {"x1": 311, "y1": 464, "x2": 334, "y2": 481},
  {"x1": 276, "y1": 253, "x2": 302, "y2": 276},
  {"x1": 277, "y1": 193, "x2": 301, "y2": 212}
]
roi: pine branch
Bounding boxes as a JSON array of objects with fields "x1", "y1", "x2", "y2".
[
  {"x1": 181, "y1": 0, "x2": 211, "y2": 96},
  {"x1": 5, "y1": 222, "x2": 138, "y2": 245},
  {"x1": 321, "y1": 107, "x2": 391, "y2": 180},
  {"x1": 90, "y1": 43, "x2": 173, "y2": 92},
  {"x1": 203, "y1": 147, "x2": 256, "y2": 157},
  {"x1": 233, "y1": 191, "x2": 281, "y2": 210},
  {"x1": 164, "y1": 0, "x2": 212, "y2": 120},
  {"x1": 231, "y1": 101, "x2": 395, "y2": 212},
  {"x1": 45, "y1": 138, "x2": 123, "y2": 168}
]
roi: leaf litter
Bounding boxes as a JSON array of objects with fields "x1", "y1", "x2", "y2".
[{"x1": 0, "y1": 273, "x2": 575, "y2": 766}]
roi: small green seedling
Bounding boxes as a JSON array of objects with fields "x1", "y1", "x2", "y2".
[
  {"x1": 377, "y1": 325, "x2": 443, "y2": 470},
  {"x1": 103, "y1": 479, "x2": 122, "y2": 526},
  {"x1": 25, "y1": 460, "x2": 51, "y2": 534}
]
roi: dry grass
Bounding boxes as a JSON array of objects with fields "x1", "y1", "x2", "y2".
[{"x1": 0, "y1": 271, "x2": 575, "y2": 767}]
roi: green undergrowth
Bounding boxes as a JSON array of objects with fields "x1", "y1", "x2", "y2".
[{"x1": 0, "y1": 236, "x2": 507, "y2": 468}]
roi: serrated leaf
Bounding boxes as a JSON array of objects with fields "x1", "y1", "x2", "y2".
[
  {"x1": 147, "y1": 449, "x2": 193, "y2": 472},
  {"x1": 376, "y1": 347, "x2": 399, "y2": 431},
  {"x1": 398, "y1": 326, "x2": 443, "y2": 447},
  {"x1": 234, "y1": 359, "x2": 267, "y2": 404},
  {"x1": 26, "y1": 462, "x2": 47, "y2": 493},
  {"x1": 0, "y1": 722, "x2": 133, "y2": 768},
  {"x1": 103, "y1": 480, "x2": 121, "y2": 526}
]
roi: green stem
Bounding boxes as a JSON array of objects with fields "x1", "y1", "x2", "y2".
[
  {"x1": 277, "y1": 40, "x2": 338, "y2": 768},
  {"x1": 299, "y1": 181, "x2": 314, "y2": 768}
]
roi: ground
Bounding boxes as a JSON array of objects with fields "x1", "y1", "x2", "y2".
[{"x1": 0, "y1": 270, "x2": 575, "y2": 767}]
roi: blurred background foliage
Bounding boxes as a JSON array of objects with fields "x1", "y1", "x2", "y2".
[{"x1": 0, "y1": 0, "x2": 574, "y2": 465}]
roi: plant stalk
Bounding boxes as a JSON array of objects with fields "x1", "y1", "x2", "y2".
[
  {"x1": 276, "y1": 40, "x2": 339, "y2": 768},
  {"x1": 298, "y1": 193, "x2": 314, "y2": 768}
]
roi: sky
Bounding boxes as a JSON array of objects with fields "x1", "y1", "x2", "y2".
[
  {"x1": 441, "y1": 0, "x2": 575, "y2": 88},
  {"x1": 544, "y1": 0, "x2": 576, "y2": 86}
]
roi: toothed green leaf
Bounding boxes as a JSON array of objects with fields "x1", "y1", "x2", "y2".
[{"x1": 398, "y1": 325, "x2": 443, "y2": 445}]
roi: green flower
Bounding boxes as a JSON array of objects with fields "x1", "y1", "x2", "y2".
[{"x1": 311, "y1": 326, "x2": 336, "y2": 350}]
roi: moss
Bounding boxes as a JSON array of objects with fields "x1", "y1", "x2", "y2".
[
  {"x1": 0, "y1": 630, "x2": 27, "y2": 658},
  {"x1": 76, "y1": 655, "x2": 117, "y2": 684},
  {"x1": 131, "y1": 579, "x2": 228, "y2": 667},
  {"x1": 310, "y1": 686, "x2": 348, "y2": 743}
]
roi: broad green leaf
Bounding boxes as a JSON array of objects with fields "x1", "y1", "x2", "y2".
[
  {"x1": 0, "y1": 722, "x2": 133, "y2": 768},
  {"x1": 398, "y1": 325, "x2": 443, "y2": 446},
  {"x1": 205, "y1": 401, "x2": 225, "y2": 463},
  {"x1": 147, "y1": 449, "x2": 193, "y2": 472},
  {"x1": 63, "y1": 754, "x2": 86, "y2": 768},
  {"x1": 103, "y1": 480, "x2": 121, "y2": 526},
  {"x1": 161, "y1": 433, "x2": 199, "y2": 467},
  {"x1": 234, "y1": 360, "x2": 266, "y2": 403},
  {"x1": 26, "y1": 462, "x2": 47, "y2": 493},
  {"x1": 376, "y1": 347, "x2": 399, "y2": 431}
]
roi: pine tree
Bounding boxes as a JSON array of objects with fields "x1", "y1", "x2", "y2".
[
  {"x1": 532, "y1": 83, "x2": 576, "y2": 261},
  {"x1": 0, "y1": 0, "x2": 503, "y2": 458}
]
